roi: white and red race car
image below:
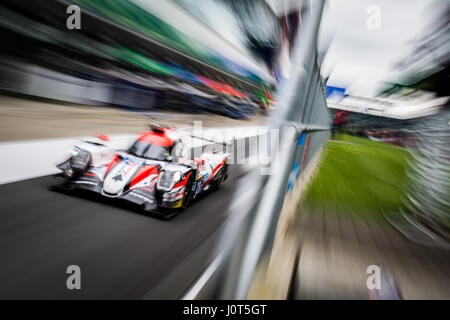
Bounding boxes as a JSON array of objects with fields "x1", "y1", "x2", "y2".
[{"x1": 56, "y1": 126, "x2": 229, "y2": 217}]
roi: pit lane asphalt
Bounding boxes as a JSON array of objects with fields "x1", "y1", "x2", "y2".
[{"x1": 0, "y1": 165, "x2": 245, "y2": 299}]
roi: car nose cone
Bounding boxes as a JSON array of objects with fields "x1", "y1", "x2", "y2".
[{"x1": 103, "y1": 160, "x2": 140, "y2": 195}]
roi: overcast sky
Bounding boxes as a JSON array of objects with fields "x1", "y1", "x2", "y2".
[{"x1": 319, "y1": 0, "x2": 438, "y2": 97}]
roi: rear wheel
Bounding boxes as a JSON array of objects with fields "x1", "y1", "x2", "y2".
[{"x1": 214, "y1": 164, "x2": 228, "y2": 191}]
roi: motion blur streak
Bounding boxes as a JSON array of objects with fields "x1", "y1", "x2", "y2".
[{"x1": 0, "y1": 0, "x2": 273, "y2": 118}]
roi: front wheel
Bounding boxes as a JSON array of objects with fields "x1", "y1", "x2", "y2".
[{"x1": 180, "y1": 174, "x2": 194, "y2": 211}]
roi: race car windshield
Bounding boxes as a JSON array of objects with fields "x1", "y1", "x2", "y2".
[{"x1": 128, "y1": 140, "x2": 171, "y2": 161}]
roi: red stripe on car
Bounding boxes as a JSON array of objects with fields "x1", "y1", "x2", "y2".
[
  {"x1": 206, "y1": 159, "x2": 226, "y2": 184},
  {"x1": 173, "y1": 172, "x2": 191, "y2": 189},
  {"x1": 105, "y1": 155, "x2": 120, "y2": 176},
  {"x1": 130, "y1": 165, "x2": 159, "y2": 189}
]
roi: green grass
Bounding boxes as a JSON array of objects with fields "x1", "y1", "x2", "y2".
[{"x1": 303, "y1": 135, "x2": 408, "y2": 219}]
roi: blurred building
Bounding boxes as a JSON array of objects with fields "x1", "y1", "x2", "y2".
[{"x1": 0, "y1": 0, "x2": 282, "y2": 118}]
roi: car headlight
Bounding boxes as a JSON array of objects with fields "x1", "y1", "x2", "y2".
[
  {"x1": 173, "y1": 171, "x2": 182, "y2": 182},
  {"x1": 71, "y1": 146, "x2": 81, "y2": 157},
  {"x1": 70, "y1": 149, "x2": 91, "y2": 172},
  {"x1": 157, "y1": 171, "x2": 182, "y2": 191}
]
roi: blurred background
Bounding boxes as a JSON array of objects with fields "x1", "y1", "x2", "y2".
[{"x1": 0, "y1": 0, "x2": 448, "y2": 299}]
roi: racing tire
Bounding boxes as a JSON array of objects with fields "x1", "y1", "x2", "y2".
[
  {"x1": 180, "y1": 174, "x2": 194, "y2": 211},
  {"x1": 214, "y1": 164, "x2": 228, "y2": 191}
]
